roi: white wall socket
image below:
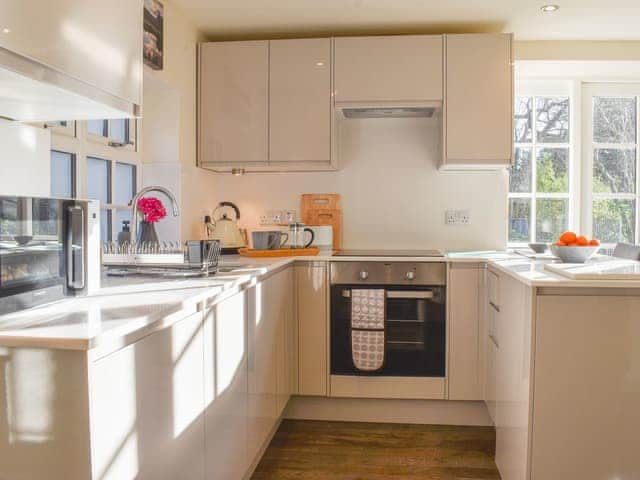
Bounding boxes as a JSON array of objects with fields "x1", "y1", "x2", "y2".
[
  {"x1": 260, "y1": 210, "x2": 285, "y2": 225},
  {"x1": 445, "y1": 209, "x2": 471, "y2": 226}
]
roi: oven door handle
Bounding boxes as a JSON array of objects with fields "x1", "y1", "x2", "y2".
[{"x1": 341, "y1": 290, "x2": 434, "y2": 300}]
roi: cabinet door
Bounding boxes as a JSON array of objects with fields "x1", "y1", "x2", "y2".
[
  {"x1": 199, "y1": 41, "x2": 269, "y2": 165},
  {"x1": 296, "y1": 263, "x2": 328, "y2": 396},
  {"x1": 448, "y1": 264, "x2": 482, "y2": 400},
  {"x1": 90, "y1": 312, "x2": 205, "y2": 480},
  {"x1": 334, "y1": 35, "x2": 443, "y2": 103},
  {"x1": 204, "y1": 291, "x2": 249, "y2": 480},
  {"x1": 246, "y1": 273, "x2": 279, "y2": 465},
  {"x1": 270, "y1": 39, "x2": 332, "y2": 164},
  {"x1": 275, "y1": 268, "x2": 296, "y2": 416},
  {"x1": 494, "y1": 274, "x2": 532, "y2": 480},
  {"x1": 0, "y1": 0, "x2": 142, "y2": 107},
  {"x1": 444, "y1": 34, "x2": 513, "y2": 166}
]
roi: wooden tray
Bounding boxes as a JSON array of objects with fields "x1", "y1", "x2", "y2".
[
  {"x1": 238, "y1": 247, "x2": 320, "y2": 257},
  {"x1": 301, "y1": 194, "x2": 343, "y2": 250}
]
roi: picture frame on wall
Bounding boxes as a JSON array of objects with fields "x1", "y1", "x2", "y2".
[{"x1": 143, "y1": 0, "x2": 164, "y2": 70}]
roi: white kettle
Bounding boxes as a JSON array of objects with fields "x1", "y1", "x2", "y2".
[{"x1": 207, "y1": 202, "x2": 246, "y2": 253}]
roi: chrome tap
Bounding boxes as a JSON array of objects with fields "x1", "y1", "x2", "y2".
[{"x1": 130, "y1": 186, "x2": 181, "y2": 241}]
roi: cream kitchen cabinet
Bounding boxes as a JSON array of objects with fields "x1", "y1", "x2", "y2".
[
  {"x1": 203, "y1": 291, "x2": 249, "y2": 480},
  {"x1": 247, "y1": 268, "x2": 295, "y2": 467},
  {"x1": 296, "y1": 262, "x2": 328, "y2": 396},
  {"x1": 0, "y1": 0, "x2": 142, "y2": 118},
  {"x1": 269, "y1": 38, "x2": 333, "y2": 166},
  {"x1": 448, "y1": 263, "x2": 483, "y2": 400},
  {"x1": 90, "y1": 311, "x2": 206, "y2": 480},
  {"x1": 442, "y1": 34, "x2": 513, "y2": 168},
  {"x1": 334, "y1": 35, "x2": 443, "y2": 103},
  {"x1": 199, "y1": 39, "x2": 334, "y2": 171},
  {"x1": 199, "y1": 41, "x2": 270, "y2": 167}
]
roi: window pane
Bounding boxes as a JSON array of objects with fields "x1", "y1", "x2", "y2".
[
  {"x1": 509, "y1": 148, "x2": 532, "y2": 193},
  {"x1": 86, "y1": 157, "x2": 111, "y2": 203},
  {"x1": 593, "y1": 97, "x2": 637, "y2": 144},
  {"x1": 50, "y1": 151, "x2": 75, "y2": 198},
  {"x1": 111, "y1": 119, "x2": 129, "y2": 144},
  {"x1": 593, "y1": 148, "x2": 636, "y2": 194},
  {"x1": 509, "y1": 198, "x2": 531, "y2": 242},
  {"x1": 536, "y1": 97, "x2": 570, "y2": 144},
  {"x1": 514, "y1": 97, "x2": 533, "y2": 143},
  {"x1": 115, "y1": 163, "x2": 136, "y2": 205},
  {"x1": 536, "y1": 148, "x2": 569, "y2": 193},
  {"x1": 536, "y1": 199, "x2": 569, "y2": 243},
  {"x1": 87, "y1": 120, "x2": 108, "y2": 137},
  {"x1": 593, "y1": 199, "x2": 636, "y2": 244},
  {"x1": 100, "y1": 209, "x2": 112, "y2": 242}
]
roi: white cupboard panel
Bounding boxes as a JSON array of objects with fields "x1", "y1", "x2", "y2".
[
  {"x1": 270, "y1": 39, "x2": 332, "y2": 164},
  {"x1": 204, "y1": 291, "x2": 249, "y2": 480},
  {"x1": 444, "y1": 34, "x2": 513, "y2": 166},
  {"x1": 199, "y1": 41, "x2": 269, "y2": 165},
  {"x1": 90, "y1": 312, "x2": 206, "y2": 480},
  {"x1": 334, "y1": 35, "x2": 443, "y2": 103}
]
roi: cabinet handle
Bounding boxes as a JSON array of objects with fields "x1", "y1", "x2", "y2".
[{"x1": 489, "y1": 301, "x2": 500, "y2": 312}]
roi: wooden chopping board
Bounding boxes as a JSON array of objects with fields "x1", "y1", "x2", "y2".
[{"x1": 301, "y1": 194, "x2": 343, "y2": 250}]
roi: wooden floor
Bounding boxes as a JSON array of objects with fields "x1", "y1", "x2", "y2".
[{"x1": 252, "y1": 420, "x2": 500, "y2": 480}]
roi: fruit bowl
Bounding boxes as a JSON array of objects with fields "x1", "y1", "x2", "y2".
[{"x1": 550, "y1": 245, "x2": 599, "y2": 263}]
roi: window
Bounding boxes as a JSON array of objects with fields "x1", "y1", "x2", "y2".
[
  {"x1": 86, "y1": 157, "x2": 137, "y2": 242},
  {"x1": 86, "y1": 119, "x2": 135, "y2": 150},
  {"x1": 49, "y1": 119, "x2": 140, "y2": 243},
  {"x1": 50, "y1": 151, "x2": 76, "y2": 198},
  {"x1": 509, "y1": 96, "x2": 572, "y2": 244},
  {"x1": 584, "y1": 84, "x2": 640, "y2": 245}
]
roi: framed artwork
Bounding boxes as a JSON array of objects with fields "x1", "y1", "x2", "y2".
[{"x1": 143, "y1": 0, "x2": 164, "y2": 70}]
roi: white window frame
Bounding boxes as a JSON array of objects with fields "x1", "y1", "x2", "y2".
[
  {"x1": 86, "y1": 118, "x2": 137, "y2": 152},
  {"x1": 582, "y1": 83, "x2": 640, "y2": 246},
  {"x1": 50, "y1": 119, "x2": 141, "y2": 241},
  {"x1": 509, "y1": 79, "x2": 577, "y2": 246}
]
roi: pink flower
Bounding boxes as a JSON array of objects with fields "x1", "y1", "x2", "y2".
[{"x1": 137, "y1": 196, "x2": 167, "y2": 224}]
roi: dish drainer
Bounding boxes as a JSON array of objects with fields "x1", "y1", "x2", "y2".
[{"x1": 102, "y1": 241, "x2": 221, "y2": 278}]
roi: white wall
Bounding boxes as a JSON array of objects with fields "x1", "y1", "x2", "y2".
[
  {"x1": 209, "y1": 118, "x2": 508, "y2": 252},
  {"x1": 0, "y1": 122, "x2": 51, "y2": 197}
]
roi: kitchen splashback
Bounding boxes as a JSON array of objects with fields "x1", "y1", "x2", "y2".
[{"x1": 207, "y1": 117, "x2": 508, "y2": 252}]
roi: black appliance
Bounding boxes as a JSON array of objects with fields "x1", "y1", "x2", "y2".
[
  {"x1": 330, "y1": 261, "x2": 446, "y2": 377},
  {"x1": 0, "y1": 196, "x2": 95, "y2": 315}
]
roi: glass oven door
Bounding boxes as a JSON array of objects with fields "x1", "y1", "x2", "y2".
[{"x1": 331, "y1": 285, "x2": 446, "y2": 377}]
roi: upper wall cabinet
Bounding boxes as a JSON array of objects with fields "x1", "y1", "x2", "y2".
[
  {"x1": 334, "y1": 35, "x2": 443, "y2": 104},
  {"x1": 199, "y1": 41, "x2": 270, "y2": 166},
  {"x1": 269, "y1": 38, "x2": 333, "y2": 165},
  {"x1": 442, "y1": 34, "x2": 513, "y2": 168},
  {"x1": 0, "y1": 0, "x2": 142, "y2": 120},
  {"x1": 198, "y1": 39, "x2": 334, "y2": 172}
]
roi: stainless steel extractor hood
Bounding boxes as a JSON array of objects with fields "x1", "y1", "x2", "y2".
[
  {"x1": 336, "y1": 101, "x2": 442, "y2": 120},
  {"x1": 0, "y1": 46, "x2": 140, "y2": 122}
]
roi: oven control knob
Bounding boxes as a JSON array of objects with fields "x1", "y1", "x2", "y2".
[
  {"x1": 405, "y1": 271, "x2": 416, "y2": 281},
  {"x1": 359, "y1": 271, "x2": 369, "y2": 280}
]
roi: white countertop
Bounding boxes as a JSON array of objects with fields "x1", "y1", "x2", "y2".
[{"x1": 1, "y1": 251, "x2": 639, "y2": 352}]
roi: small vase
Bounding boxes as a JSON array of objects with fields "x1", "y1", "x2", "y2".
[{"x1": 137, "y1": 221, "x2": 159, "y2": 244}]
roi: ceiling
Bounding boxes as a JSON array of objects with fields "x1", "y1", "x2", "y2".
[{"x1": 172, "y1": 0, "x2": 640, "y2": 41}]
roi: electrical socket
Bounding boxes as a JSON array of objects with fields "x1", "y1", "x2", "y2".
[
  {"x1": 445, "y1": 209, "x2": 471, "y2": 226},
  {"x1": 283, "y1": 210, "x2": 297, "y2": 224},
  {"x1": 260, "y1": 210, "x2": 284, "y2": 225}
]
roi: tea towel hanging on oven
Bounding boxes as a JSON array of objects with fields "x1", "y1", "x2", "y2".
[{"x1": 351, "y1": 289, "x2": 385, "y2": 371}]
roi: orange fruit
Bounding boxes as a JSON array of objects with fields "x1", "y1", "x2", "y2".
[
  {"x1": 589, "y1": 239, "x2": 600, "y2": 246},
  {"x1": 568, "y1": 242, "x2": 579, "y2": 247},
  {"x1": 576, "y1": 236, "x2": 589, "y2": 246},
  {"x1": 559, "y1": 231, "x2": 577, "y2": 244},
  {"x1": 554, "y1": 241, "x2": 567, "y2": 247}
]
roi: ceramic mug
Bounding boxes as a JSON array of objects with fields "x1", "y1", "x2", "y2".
[{"x1": 252, "y1": 231, "x2": 289, "y2": 250}]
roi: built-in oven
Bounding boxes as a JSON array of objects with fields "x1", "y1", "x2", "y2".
[
  {"x1": 0, "y1": 196, "x2": 100, "y2": 315},
  {"x1": 330, "y1": 262, "x2": 446, "y2": 377}
]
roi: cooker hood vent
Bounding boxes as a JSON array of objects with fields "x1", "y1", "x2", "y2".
[{"x1": 341, "y1": 107, "x2": 436, "y2": 119}]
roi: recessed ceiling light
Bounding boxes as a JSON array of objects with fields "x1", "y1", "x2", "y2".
[
  {"x1": 2, "y1": 28, "x2": 10, "y2": 34},
  {"x1": 540, "y1": 4, "x2": 559, "y2": 12},
  {"x1": 316, "y1": 61, "x2": 325, "y2": 67}
]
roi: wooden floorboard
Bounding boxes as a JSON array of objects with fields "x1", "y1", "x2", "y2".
[{"x1": 252, "y1": 420, "x2": 501, "y2": 479}]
